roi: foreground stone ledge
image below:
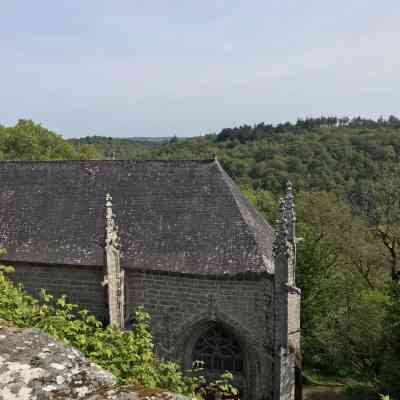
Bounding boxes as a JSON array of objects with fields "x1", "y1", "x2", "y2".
[{"x1": 0, "y1": 321, "x2": 187, "y2": 400}]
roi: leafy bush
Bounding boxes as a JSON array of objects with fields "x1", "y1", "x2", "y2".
[{"x1": 0, "y1": 264, "x2": 237, "y2": 399}]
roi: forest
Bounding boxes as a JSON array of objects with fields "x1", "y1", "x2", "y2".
[{"x1": 0, "y1": 117, "x2": 399, "y2": 399}]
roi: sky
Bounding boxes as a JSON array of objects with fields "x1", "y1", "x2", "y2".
[{"x1": 1, "y1": 1, "x2": 400, "y2": 138}]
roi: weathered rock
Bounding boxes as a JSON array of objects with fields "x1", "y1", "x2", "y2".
[{"x1": 0, "y1": 322, "x2": 187, "y2": 400}]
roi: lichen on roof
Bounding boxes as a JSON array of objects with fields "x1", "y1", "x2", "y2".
[{"x1": 0, "y1": 159, "x2": 274, "y2": 275}]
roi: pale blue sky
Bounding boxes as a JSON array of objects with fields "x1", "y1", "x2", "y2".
[{"x1": 1, "y1": 1, "x2": 399, "y2": 137}]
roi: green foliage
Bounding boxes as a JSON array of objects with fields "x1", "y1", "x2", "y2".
[
  {"x1": 239, "y1": 183, "x2": 278, "y2": 222},
  {"x1": 296, "y1": 192, "x2": 353, "y2": 337},
  {"x1": 204, "y1": 371, "x2": 238, "y2": 399},
  {"x1": 354, "y1": 164, "x2": 400, "y2": 283},
  {"x1": 0, "y1": 264, "x2": 236, "y2": 398},
  {"x1": 0, "y1": 120, "x2": 83, "y2": 160},
  {"x1": 136, "y1": 122, "x2": 400, "y2": 198},
  {"x1": 294, "y1": 192, "x2": 397, "y2": 395},
  {"x1": 378, "y1": 284, "x2": 400, "y2": 399},
  {"x1": 315, "y1": 289, "x2": 389, "y2": 380},
  {"x1": 68, "y1": 136, "x2": 167, "y2": 160},
  {"x1": 380, "y1": 395, "x2": 394, "y2": 400}
]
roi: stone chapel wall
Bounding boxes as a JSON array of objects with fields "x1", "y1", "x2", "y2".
[
  {"x1": 8, "y1": 263, "x2": 105, "y2": 320},
  {"x1": 126, "y1": 270, "x2": 275, "y2": 400}
]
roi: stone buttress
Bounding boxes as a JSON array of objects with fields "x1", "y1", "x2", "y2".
[
  {"x1": 273, "y1": 182, "x2": 301, "y2": 400},
  {"x1": 103, "y1": 193, "x2": 125, "y2": 329}
]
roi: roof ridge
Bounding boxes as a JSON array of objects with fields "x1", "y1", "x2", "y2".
[
  {"x1": 214, "y1": 160, "x2": 275, "y2": 270},
  {"x1": 0, "y1": 159, "x2": 216, "y2": 164}
]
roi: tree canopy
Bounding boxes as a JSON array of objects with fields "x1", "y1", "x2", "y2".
[{"x1": 0, "y1": 120, "x2": 95, "y2": 160}]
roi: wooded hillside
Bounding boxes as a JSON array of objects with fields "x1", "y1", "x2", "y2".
[{"x1": 2, "y1": 117, "x2": 400, "y2": 399}]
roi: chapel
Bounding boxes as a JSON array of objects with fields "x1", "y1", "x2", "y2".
[{"x1": 0, "y1": 159, "x2": 300, "y2": 400}]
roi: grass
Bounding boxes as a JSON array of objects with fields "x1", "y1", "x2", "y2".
[{"x1": 303, "y1": 368, "x2": 346, "y2": 387}]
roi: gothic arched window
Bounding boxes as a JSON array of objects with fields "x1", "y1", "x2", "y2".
[{"x1": 192, "y1": 324, "x2": 243, "y2": 373}]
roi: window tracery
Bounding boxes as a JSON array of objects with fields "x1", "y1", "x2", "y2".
[{"x1": 192, "y1": 325, "x2": 243, "y2": 373}]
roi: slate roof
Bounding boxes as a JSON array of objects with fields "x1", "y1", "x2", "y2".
[{"x1": 0, "y1": 160, "x2": 275, "y2": 275}]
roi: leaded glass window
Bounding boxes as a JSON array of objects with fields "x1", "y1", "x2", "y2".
[{"x1": 192, "y1": 325, "x2": 243, "y2": 373}]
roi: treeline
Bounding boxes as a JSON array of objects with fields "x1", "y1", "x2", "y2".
[
  {"x1": 68, "y1": 136, "x2": 150, "y2": 160},
  {"x1": 217, "y1": 115, "x2": 400, "y2": 143},
  {"x1": 69, "y1": 135, "x2": 169, "y2": 146},
  {"x1": 68, "y1": 136, "x2": 169, "y2": 159}
]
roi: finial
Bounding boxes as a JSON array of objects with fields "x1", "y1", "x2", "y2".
[
  {"x1": 273, "y1": 197, "x2": 290, "y2": 257},
  {"x1": 284, "y1": 180, "x2": 296, "y2": 224}
]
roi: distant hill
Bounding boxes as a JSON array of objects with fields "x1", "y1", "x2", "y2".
[
  {"x1": 68, "y1": 136, "x2": 171, "y2": 146},
  {"x1": 67, "y1": 136, "x2": 171, "y2": 159},
  {"x1": 125, "y1": 137, "x2": 172, "y2": 143}
]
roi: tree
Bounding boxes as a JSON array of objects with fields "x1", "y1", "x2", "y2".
[
  {"x1": 77, "y1": 144, "x2": 100, "y2": 159},
  {"x1": 379, "y1": 284, "x2": 400, "y2": 398},
  {"x1": 296, "y1": 191, "x2": 390, "y2": 379},
  {"x1": 296, "y1": 192, "x2": 352, "y2": 368},
  {"x1": 0, "y1": 120, "x2": 79, "y2": 160},
  {"x1": 357, "y1": 164, "x2": 400, "y2": 283}
]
